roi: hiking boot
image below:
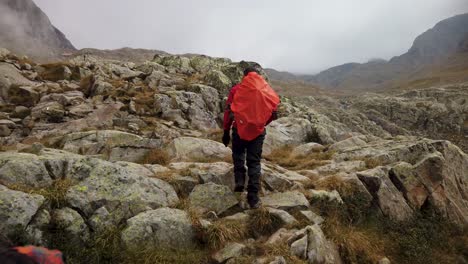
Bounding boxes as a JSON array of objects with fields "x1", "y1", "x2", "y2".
[
  {"x1": 235, "y1": 192, "x2": 248, "y2": 210},
  {"x1": 249, "y1": 199, "x2": 262, "y2": 209}
]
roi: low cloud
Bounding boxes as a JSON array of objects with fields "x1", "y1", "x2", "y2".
[{"x1": 34, "y1": 0, "x2": 468, "y2": 73}]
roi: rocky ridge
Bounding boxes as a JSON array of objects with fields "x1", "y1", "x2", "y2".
[
  {"x1": 0, "y1": 47, "x2": 467, "y2": 263},
  {"x1": 267, "y1": 13, "x2": 468, "y2": 92}
]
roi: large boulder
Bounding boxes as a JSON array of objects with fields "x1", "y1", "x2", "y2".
[
  {"x1": 0, "y1": 152, "x2": 52, "y2": 188},
  {"x1": 168, "y1": 137, "x2": 231, "y2": 162},
  {"x1": 109, "y1": 64, "x2": 144, "y2": 80},
  {"x1": 153, "y1": 55, "x2": 193, "y2": 74},
  {"x1": 51, "y1": 207, "x2": 90, "y2": 245},
  {"x1": 38, "y1": 91, "x2": 85, "y2": 107},
  {"x1": 0, "y1": 185, "x2": 45, "y2": 236},
  {"x1": 37, "y1": 63, "x2": 79, "y2": 82},
  {"x1": 288, "y1": 225, "x2": 342, "y2": 264},
  {"x1": 1, "y1": 148, "x2": 179, "y2": 225},
  {"x1": 203, "y1": 70, "x2": 232, "y2": 94},
  {"x1": 169, "y1": 162, "x2": 234, "y2": 188},
  {"x1": 184, "y1": 84, "x2": 221, "y2": 113},
  {"x1": 306, "y1": 111, "x2": 356, "y2": 145},
  {"x1": 60, "y1": 130, "x2": 162, "y2": 163},
  {"x1": 145, "y1": 70, "x2": 171, "y2": 89},
  {"x1": 66, "y1": 157, "x2": 179, "y2": 219},
  {"x1": 189, "y1": 183, "x2": 238, "y2": 215},
  {"x1": 0, "y1": 62, "x2": 35, "y2": 102},
  {"x1": 121, "y1": 208, "x2": 197, "y2": 249},
  {"x1": 31, "y1": 101, "x2": 65, "y2": 123},
  {"x1": 262, "y1": 191, "x2": 310, "y2": 211},
  {"x1": 357, "y1": 167, "x2": 414, "y2": 221},
  {"x1": 335, "y1": 137, "x2": 468, "y2": 226},
  {"x1": 8, "y1": 85, "x2": 40, "y2": 107},
  {"x1": 264, "y1": 117, "x2": 313, "y2": 155},
  {"x1": 154, "y1": 91, "x2": 219, "y2": 130}
]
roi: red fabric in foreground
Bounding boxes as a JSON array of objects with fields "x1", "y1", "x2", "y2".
[
  {"x1": 231, "y1": 72, "x2": 280, "y2": 140},
  {"x1": 15, "y1": 246, "x2": 64, "y2": 264}
]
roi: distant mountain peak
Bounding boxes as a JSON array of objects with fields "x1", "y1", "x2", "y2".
[
  {"x1": 0, "y1": 0, "x2": 75, "y2": 60},
  {"x1": 403, "y1": 13, "x2": 468, "y2": 64},
  {"x1": 268, "y1": 13, "x2": 468, "y2": 92}
]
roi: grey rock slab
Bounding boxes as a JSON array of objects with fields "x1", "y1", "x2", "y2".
[
  {"x1": 189, "y1": 183, "x2": 238, "y2": 215},
  {"x1": 213, "y1": 242, "x2": 246, "y2": 263},
  {"x1": 291, "y1": 143, "x2": 325, "y2": 157},
  {"x1": 262, "y1": 191, "x2": 310, "y2": 211},
  {"x1": 168, "y1": 137, "x2": 231, "y2": 162},
  {"x1": 0, "y1": 152, "x2": 52, "y2": 188},
  {"x1": 357, "y1": 167, "x2": 414, "y2": 221},
  {"x1": 121, "y1": 208, "x2": 196, "y2": 249},
  {"x1": 65, "y1": 156, "x2": 179, "y2": 219},
  {"x1": 51, "y1": 207, "x2": 90, "y2": 244},
  {"x1": 300, "y1": 210, "x2": 325, "y2": 225},
  {"x1": 0, "y1": 185, "x2": 45, "y2": 236},
  {"x1": 266, "y1": 207, "x2": 298, "y2": 226}
]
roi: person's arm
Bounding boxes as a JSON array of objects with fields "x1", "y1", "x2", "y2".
[
  {"x1": 222, "y1": 86, "x2": 237, "y2": 146},
  {"x1": 223, "y1": 86, "x2": 237, "y2": 131},
  {"x1": 266, "y1": 106, "x2": 278, "y2": 126}
]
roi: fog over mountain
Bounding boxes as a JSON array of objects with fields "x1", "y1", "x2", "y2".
[
  {"x1": 0, "y1": 0, "x2": 75, "y2": 60},
  {"x1": 34, "y1": 0, "x2": 468, "y2": 73}
]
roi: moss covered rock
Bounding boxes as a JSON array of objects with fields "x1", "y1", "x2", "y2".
[
  {"x1": 0, "y1": 185, "x2": 45, "y2": 236},
  {"x1": 121, "y1": 208, "x2": 196, "y2": 249},
  {"x1": 189, "y1": 182, "x2": 238, "y2": 215}
]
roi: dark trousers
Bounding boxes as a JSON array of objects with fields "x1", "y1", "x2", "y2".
[{"x1": 232, "y1": 128, "x2": 265, "y2": 205}]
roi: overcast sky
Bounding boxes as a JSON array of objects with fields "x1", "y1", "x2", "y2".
[{"x1": 34, "y1": 0, "x2": 468, "y2": 74}]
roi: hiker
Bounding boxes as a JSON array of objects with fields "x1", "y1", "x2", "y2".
[
  {"x1": 222, "y1": 67, "x2": 280, "y2": 209},
  {"x1": 0, "y1": 245, "x2": 65, "y2": 264}
]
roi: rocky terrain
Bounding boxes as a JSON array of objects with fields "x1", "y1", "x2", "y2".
[{"x1": 0, "y1": 46, "x2": 467, "y2": 264}]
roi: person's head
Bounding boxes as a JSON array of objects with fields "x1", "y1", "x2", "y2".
[{"x1": 243, "y1": 66, "x2": 260, "y2": 77}]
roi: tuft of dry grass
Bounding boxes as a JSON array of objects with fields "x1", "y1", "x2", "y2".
[
  {"x1": 122, "y1": 247, "x2": 210, "y2": 264},
  {"x1": 108, "y1": 79, "x2": 128, "y2": 88},
  {"x1": 202, "y1": 219, "x2": 248, "y2": 249},
  {"x1": 174, "y1": 198, "x2": 191, "y2": 211},
  {"x1": 5, "y1": 178, "x2": 75, "y2": 208},
  {"x1": 362, "y1": 157, "x2": 384, "y2": 169},
  {"x1": 47, "y1": 222, "x2": 211, "y2": 264},
  {"x1": 0, "y1": 145, "x2": 18, "y2": 152},
  {"x1": 181, "y1": 74, "x2": 204, "y2": 89},
  {"x1": 248, "y1": 207, "x2": 284, "y2": 237},
  {"x1": 141, "y1": 148, "x2": 170, "y2": 165},
  {"x1": 322, "y1": 212, "x2": 385, "y2": 264},
  {"x1": 38, "y1": 178, "x2": 75, "y2": 208},
  {"x1": 313, "y1": 174, "x2": 355, "y2": 197},
  {"x1": 265, "y1": 146, "x2": 333, "y2": 170},
  {"x1": 152, "y1": 170, "x2": 177, "y2": 183}
]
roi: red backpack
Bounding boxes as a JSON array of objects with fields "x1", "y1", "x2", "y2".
[{"x1": 231, "y1": 72, "x2": 280, "y2": 141}]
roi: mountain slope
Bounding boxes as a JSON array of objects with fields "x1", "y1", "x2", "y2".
[
  {"x1": 0, "y1": 0, "x2": 75, "y2": 60},
  {"x1": 271, "y1": 13, "x2": 468, "y2": 92}
]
